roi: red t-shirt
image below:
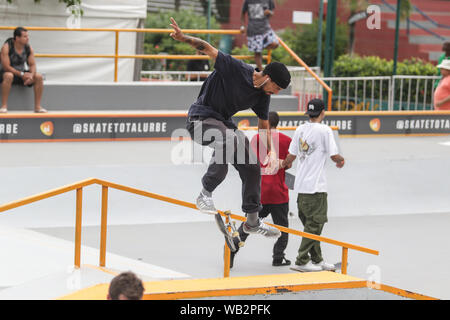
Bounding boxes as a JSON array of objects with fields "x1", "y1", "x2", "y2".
[{"x1": 251, "y1": 131, "x2": 291, "y2": 205}]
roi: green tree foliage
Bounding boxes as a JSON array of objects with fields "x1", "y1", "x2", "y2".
[
  {"x1": 143, "y1": 9, "x2": 221, "y2": 71},
  {"x1": 334, "y1": 54, "x2": 436, "y2": 77},
  {"x1": 232, "y1": 18, "x2": 349, "y2": 68}
]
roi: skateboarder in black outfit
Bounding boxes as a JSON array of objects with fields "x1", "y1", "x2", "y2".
[{"x1": 170, "y1": 17, "x2": 291, "y2": 237}]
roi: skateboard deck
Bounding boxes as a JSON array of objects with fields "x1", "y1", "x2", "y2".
[
  {"x1": 214, "y1": 210, "x2": 244, "y2": 253},
  {"x1": 290, "y1": 262, "x2": 347, "y2": 273}
]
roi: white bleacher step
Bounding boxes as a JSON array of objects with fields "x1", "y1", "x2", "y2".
[{"x1": 1, "y1": 81, "x2": 297, "y2": 111}]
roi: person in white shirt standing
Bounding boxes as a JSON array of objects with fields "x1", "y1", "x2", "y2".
[{"x1": 281, "y1": 99, "x2": 345, "y2": 272}]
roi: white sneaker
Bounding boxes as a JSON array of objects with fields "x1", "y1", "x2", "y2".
[
  {"x1": 313, "y1": 261, "x2": 336, "y2": 271},
  {"x1": 243, "y1": 219, "x2": 281, "y2": 238},
  {"x1": 292, "y1": 261, "x2": 323, "y2": 272},
  {"x1": 196, "y1": 191, "x2": 217, "y2": 215}
]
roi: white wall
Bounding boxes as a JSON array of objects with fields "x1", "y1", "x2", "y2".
[{"x1": 0, "y1": 0, "x2": 147, "y2": 82}]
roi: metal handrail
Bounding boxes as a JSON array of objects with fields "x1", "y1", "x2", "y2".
[
  {"x1": 277, "y1": 36, "x2": 333, "y2": 110},
  {"x1": 0, "y1": 25, "x2": 332, "y2": 109},
  {"x1": 0, "y1": 178, "x2": 379, "y2": 278}
]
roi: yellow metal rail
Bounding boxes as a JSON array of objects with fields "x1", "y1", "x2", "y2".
[
  {"x1": 277, "y1": 36, "x2": 333, "y2": 110},
  {"x1": 0, "y1": 178, "x2": 378, "y2": 278},
  {"x1": 0, "y1": 25, "x2": 331, "y2": 108}
]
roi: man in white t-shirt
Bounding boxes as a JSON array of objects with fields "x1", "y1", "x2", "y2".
[{"x1": 281, "y1": 99, "x2": 345, "y2": 272}]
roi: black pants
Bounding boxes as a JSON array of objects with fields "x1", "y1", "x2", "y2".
[
  {"x1": 187, "y1": 117, "x2": 262, "y2": 214},
  {"x1": 237, "y1": 203, "x2": 289, "y2": 260}
]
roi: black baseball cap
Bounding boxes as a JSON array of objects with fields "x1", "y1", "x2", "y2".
[
  {"x1": 305, "y1": 99, "x2": 325, "y2": 116},
  {"x1": 263, "y1": 62, "x2": 291, "y2": 89}
]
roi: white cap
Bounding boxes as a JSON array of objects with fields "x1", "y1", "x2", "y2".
[{"x1": 437, "y1": 59, "x2": 450, "y2": 70}]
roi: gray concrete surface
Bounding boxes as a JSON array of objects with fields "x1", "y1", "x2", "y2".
[
  {"x1": 1, "y1": 136, "x2": 449, "y2": 226},
  {"x1": 0, "y1": 135, "x2": 449, "y2": 299}
]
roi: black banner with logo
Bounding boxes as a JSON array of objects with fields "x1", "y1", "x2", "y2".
[
  {"x1": 0, "y1": 112, "x2": 449, "y2": 142},
  {"x1": 0, "y1": 115, "x2": 187, "y2": 141},
  {"x1": 235, "y1": 112, "x2": 450, "y2": 136}
]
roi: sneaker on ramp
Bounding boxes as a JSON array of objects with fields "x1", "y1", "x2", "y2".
[
  {"x1": 291, "y1": 261, "x2": 323, "y2": 272},
  {"x1": 313, "y1": 260, "x2": 336, "y2": 271}
]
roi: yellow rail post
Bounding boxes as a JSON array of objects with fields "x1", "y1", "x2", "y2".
[
  {"x1": 114, "y1": 31, "x2": 119, "y2": 82},
  {"x1": 99, "y1": 186, "x2": 109, "y2": 267},
  {"x1": 223, "y1": 215, "x2": 231, "y2": 278},
  {"x1": 74, "y1": 188, "x2": 83, "y2": 268},
  {"x1": 342, "y1": 247, "x2": 348, "y2": 275},
  {"x1": 267, "y1": 49, "x2": 272, "y2": 64}
]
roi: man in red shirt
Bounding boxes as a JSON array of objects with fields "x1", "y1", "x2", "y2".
[{"x1": 231, "y1": 111, "x2": 292, "y2": 267}]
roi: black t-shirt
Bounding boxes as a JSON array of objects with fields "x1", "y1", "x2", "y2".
[{"x1": 188, "y1": 51, "x2": 270, "y2": 125}]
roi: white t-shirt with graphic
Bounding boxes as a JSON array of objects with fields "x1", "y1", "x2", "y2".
[{"x1": 288, "y1": 122, "x2": 339, "y2": 194}]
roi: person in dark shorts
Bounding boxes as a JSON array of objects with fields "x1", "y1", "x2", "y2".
[
  {"x1": 0, "y1": 27, "x2": 47, "y2": 113},
  {"x1": 240, "y1": 0, "x2": 279, "y2": 71},
  {"x1": 170, "y1": 17, "x2": 291, "y2": 238}
]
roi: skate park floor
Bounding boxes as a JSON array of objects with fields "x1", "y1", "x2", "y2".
[{"x1": 0, "y1": 135, "x2": 449, "y2": 299}]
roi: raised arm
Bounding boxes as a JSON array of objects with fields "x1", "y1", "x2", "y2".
[{"x1": 169, "y1": 17, "x2": 218, "y2": 60}]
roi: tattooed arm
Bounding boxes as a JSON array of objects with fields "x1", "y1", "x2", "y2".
[{"x1": 169, "y1": 17, "x2": 218, "y2": 60}]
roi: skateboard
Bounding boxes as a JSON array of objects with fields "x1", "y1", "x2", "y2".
[
  {"x1": 290, "y1": 262, "x2": 348, "y2": 273},
  {"x1": 214, "y1": 210, "x2": 245, "y2": 253},
  {"x1": 285, "y1": 172, "x2": 295, "y2": 190}
]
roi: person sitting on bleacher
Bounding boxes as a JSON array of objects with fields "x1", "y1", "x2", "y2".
[{"x1": 0, "y1": 26, "x2": 47, "y2": 113}]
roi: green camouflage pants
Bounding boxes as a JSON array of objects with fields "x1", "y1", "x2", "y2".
[{"x1": 296, "y1": 192, "x2": 328, "y2": 266}]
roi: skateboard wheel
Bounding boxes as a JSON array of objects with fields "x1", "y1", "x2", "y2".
[
  {"x1": 238, "y1": 241, "x2": 245, "y2": 247},
  {"x1": 232, "y1": 231, "x2": 239, "y2": 237}
]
